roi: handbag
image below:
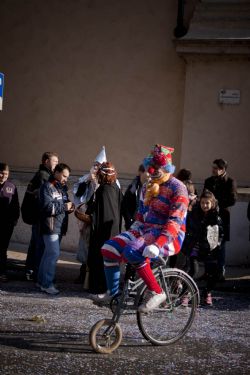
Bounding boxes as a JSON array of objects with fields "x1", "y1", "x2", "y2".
[{"x1": 74, "y1": 202, "x2": 92, "y2": 224}]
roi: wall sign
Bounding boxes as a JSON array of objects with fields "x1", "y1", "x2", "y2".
[{"x1": 219, "y1": 89, "x2": 240, "y2": 105}]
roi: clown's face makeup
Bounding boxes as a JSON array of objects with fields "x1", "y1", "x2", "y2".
[{"x1": 148, "y1": 165, "x2": 167, "y2": 180}]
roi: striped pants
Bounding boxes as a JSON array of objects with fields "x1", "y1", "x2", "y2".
[
  {"x1": 101, "y1": 230, "x2": 149, "y2": 268},
  {"x1": 101, "y1": 230, "x2": 164, "y2": 295}
]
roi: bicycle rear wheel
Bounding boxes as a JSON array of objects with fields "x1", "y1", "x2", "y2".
[{"x1": 137, "y1": 269, "x2": 198, "y2": 345}]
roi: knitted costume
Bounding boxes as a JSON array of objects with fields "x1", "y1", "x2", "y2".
[{"x1": 101, "y1": 145, "x2": 189, "y2": 296}]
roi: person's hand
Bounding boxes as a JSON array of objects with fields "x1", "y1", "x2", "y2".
[
  {"x1": 65, "y1": 202, "x2": 74, "y2": 212},
  {"x1": 142, "y1": 244, "x2": 160, "y2": 258}
]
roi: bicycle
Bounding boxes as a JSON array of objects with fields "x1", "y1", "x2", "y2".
[{"x1": 89, "y1": 256, "x2": 200, "y2": 354}]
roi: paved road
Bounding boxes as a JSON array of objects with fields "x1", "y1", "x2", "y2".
[{"x1": 0, "y1": 252, "x2": 249, "y2": 375}]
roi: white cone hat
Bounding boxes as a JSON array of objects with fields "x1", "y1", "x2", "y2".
[{"x1": 95, "y1": 146, "x2": 107, "y2": 164}]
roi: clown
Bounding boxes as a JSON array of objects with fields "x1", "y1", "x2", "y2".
[{"x1": 96, "y1": 145, "x2": 189, "y2": 312}]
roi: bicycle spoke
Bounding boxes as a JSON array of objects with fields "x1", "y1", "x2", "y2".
[{"x1": 137, "y1": 270, "x2": 198, "y2": 345}]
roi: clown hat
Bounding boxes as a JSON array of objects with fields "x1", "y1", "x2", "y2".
[
  {"x1": 143, "y1": 144, "x2": 175, "y2": 174},
  {"x1": 95, "y1": 146, "x2": 107, "y2": 164}
]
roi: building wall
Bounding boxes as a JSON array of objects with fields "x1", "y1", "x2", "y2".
[
  {"x1": 0, "y1": 0, "x2": 185, "y2": 175},
  {"x1": 180, "y1": 58, "x2": 250, "y2": 186},
  {"x1": 1, "y1": 0, "x2": 249, "y2": 265}
]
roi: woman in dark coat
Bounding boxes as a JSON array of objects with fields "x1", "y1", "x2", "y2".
[
  {"x1": 87, "y1": 162, "x2": 122, "y2": 295},
  {"x1": 181, "y1": 190, "x2": 224, "y2": 305}
]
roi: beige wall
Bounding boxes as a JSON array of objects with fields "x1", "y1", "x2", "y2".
[
  {"x1": 0, "y1": 0, "x2": 185, "y2": 176},
  {"x1": 180, "y1": 58, "x2": 250, "y2": 186}
]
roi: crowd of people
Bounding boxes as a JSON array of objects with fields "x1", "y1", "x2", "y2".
[{"x1": 0, "y1": 145, "x2": 238, "y2": 309}]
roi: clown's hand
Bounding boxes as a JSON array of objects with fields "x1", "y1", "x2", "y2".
[{"x1": 142, "y1": 244, "x2": 160, "y2": 259}]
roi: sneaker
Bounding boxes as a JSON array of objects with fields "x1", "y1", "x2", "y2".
[
  {"x1": 204, "y1": 293, "x2": 213, "y2": 306},
  {"x1": 138, "y1": 290, "x2": 166, "y2": 313},
  {"x1": 40, "y1": 285, "x2": 60, "y2": 295},
  {"x1": 181, "y1": 293, "x2": 191, "y2": 307},
  {"x1": 25, "y1": 270, "x2": 34, "y2": 281},
  {"x1": 91, "y1": 292, "x2": 113, "y2": 305}
]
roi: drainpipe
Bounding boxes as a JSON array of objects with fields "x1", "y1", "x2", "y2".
[{"x1": 174, "y1": 0, "x2": 187, "y2": 38}]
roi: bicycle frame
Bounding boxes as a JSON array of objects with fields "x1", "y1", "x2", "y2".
[
  {"x1": 89, "y1": 257, "x2": 200, "y2": 352},
  {"x1": 111, "y1": 257, "x2": 200, "y2": 321}
]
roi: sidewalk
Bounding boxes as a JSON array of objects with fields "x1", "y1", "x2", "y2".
[
  {"x1": 6, "y1": 242, "x2": 80, "y2": 285},
  {"x1": 5, "y1": 242, "x2": 250, "y2": 293}
]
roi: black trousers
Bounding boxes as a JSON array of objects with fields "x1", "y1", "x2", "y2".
[
  {"x1": 189, "y1": 256, "x2": 219, "y2": 293},
  {"x1": 0, "y1": 223, "x2": 14, "y2": 274}
]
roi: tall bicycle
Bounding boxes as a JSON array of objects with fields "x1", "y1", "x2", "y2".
[{"x1": 89, "y1": 256, "x2": 200, "y2": 354}]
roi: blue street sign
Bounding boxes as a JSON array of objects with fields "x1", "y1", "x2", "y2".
[{"x1": 0, "y1": 72, "x2": 4, "y2": 110}]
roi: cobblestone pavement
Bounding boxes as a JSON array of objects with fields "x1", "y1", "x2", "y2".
[{"x1": 0, "y1": 250, "x2": 249, "y2": 375}]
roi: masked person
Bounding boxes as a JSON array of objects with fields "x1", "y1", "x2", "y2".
[
  {"x1": 73, "y1": 146, "x2": 107, "y2": 285},
  {"x1": 94, "y1": 145, "x2": 189, "y2": 313},
  {"x1": 87, "y1": 162, "x2": 123, "y2": 295}
]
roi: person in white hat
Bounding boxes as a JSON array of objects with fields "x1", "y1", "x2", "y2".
[{"x1": 73, "y1": 146, "x2": 107, "y2": 285}]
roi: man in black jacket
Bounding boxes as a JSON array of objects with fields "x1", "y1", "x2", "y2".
[
  {"x1": 37, "y1": 163, "x2": 74, "y2": 295},
  {"x1": 23, "y1": 152, "x2": 59, "y2": 280},
  {"x1": 204, "y1": 158, "x2": 237, "y2": 280}
]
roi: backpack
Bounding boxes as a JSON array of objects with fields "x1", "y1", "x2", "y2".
[{"x1": 21, "y1": 173, "x2": 41, "y2": 225}]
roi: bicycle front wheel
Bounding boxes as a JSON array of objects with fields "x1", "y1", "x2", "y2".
[
  {"x1": 137, "y1": 269, "x2": 198, "y2": 345},
  {"x1": 89, "y1": 319, "x2": 123, "y2": 354}
]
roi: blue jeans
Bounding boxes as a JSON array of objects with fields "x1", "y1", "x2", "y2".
[{"x1": 38, "y1": 234, "x2": 60, "y2": 288}]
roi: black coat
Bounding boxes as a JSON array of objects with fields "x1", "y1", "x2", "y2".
[
  {"x1": 204, "y1": 173, "x2": 237, "y2": 240},
  {"x1": 181, "y1": 204, "x2": 224, "y2": 259},
  {"x1": 121, "y1": 176, "x2": 142, "y2": 230},
  {"x1": 21, "y1": 165, "x2": 53, "y2": 225},
  {"x1": 0, "y1": 181, "x2": 20, "y2": 225},
  {"x1": 87, "y1": 182, "x2": 122, "y2": 294}
]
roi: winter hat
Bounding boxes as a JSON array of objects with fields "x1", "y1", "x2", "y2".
[
  {"x1": 95, "y1": 146, "x2": 107, "y2": 164},
  {"x1": 143, "y1": 144, "x2": 175, "y2": 174}
]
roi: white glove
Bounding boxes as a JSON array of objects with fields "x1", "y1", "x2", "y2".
[{"x1": 142, "y1": 244, "x2": 160, "y2": 258}]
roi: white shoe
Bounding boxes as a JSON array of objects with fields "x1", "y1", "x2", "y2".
[
  {"x1": 138, "y1": 291, "x2": 166, "y2": 313},
  {"x1": 91, "y1": 292, "x2": 113, "y2": 305},
  {"x1": 181, "y1": 293, "x2": 191, "y2": 307},
  {"x1": 40, "y1": 285, "x2": 60, "y2": 295}
]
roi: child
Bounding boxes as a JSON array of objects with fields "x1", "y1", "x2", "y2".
[
  {"x1": 182, "y1": 189, "x2": 224, "y2": 305},
  {"x1": 183, "y1": 179, "x2": 198, "y2": 212}
]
